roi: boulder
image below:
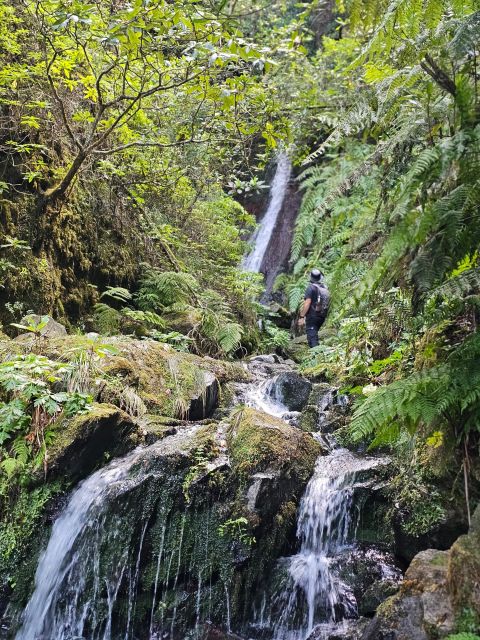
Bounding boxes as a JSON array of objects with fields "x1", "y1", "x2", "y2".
[
  {"x1": 18, "y1": 314, "x2": 67, "y2": 338},
  {"x1": 447, "y1": 504, "x2": 480, "y2": 617},
  {"x1": 198, "y1": 624, "x2": 245, "y2": 639},
  {"x1": 307, "y1": 619, "x2": 370, "y2": 639},
  {"x1": 228, "y1": 407, "x2": 322, "y2": 520},
  {"x1": 334, "y1": 546, "x2": 402, "y2": 616},
  {"x1": 47, "y1": 404, "x2": 137, "y2": 481},
  {"x1": 267, "y1": 371, "x2": 312, "y2": 412},
  {"x1": 360, "y1": 549, "x2": 455, "y2": 640}
]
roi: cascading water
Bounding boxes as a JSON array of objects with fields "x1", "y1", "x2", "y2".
[
  {"x1": 266, "y1": 449, "x2": 389, "y2": 640},
  {"x1": 13, "y1": 360, "x2": 398, "y2": 640},
  {"x1": 247, "y1": 380, "x2": 395, "y2": 640},
  {"x1": 14, "y1": 427, "x2": 234, "y2": 640},
  {"x1": 243, "y1": 152, "x2": 292, "y2": 274}
]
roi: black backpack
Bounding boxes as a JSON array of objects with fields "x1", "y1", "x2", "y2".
[{"x1": 312, "y1": 283, "x2": 330, "y2": 315}]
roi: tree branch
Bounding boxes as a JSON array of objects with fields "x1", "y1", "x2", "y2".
[{"x1": 420, "y1": 54, "x2": 457, "y2": 97}]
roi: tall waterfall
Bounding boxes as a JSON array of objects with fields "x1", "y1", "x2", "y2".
[{"x1": 243, "y1": 152, "x2": 292, "y2": 273}]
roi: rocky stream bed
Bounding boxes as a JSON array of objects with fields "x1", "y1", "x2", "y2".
[{"x1": 0, "y1": 337, "x2": 478, "y2": 640}]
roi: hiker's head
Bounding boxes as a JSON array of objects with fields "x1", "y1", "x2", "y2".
[{"x1": 310, "y1": 268, "x2": 323, "y2": 282}]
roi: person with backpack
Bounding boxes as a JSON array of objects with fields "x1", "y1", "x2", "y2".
[{"x1": 298, "y1": 269, "x2": 330, "y2": 348}]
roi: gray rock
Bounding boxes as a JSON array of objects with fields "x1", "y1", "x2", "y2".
[
  {"x1": 246, "y1": 472, "x2": 278, "y2": 512},
  {"x1": 187, "y1": 371, "x2": 219, "y2": 420},
  {"x1": 249, "y1": 354, "x2": 277, "y2": 364},
  {"x1": 19, "y1": 314, "x2": 67, "y2": 337},
  {"x1": 361, "y1": 597, "x2": 428, "y2": 640},
  {"x1": 361, "y1": 549, "x2": 455, "y2": 640},
  {"x1": 308, "y1": 619, "x2": 370, "y2": 640},
  {"x1": 268, "y1": 371, "x2": 312, "y2": 412}
]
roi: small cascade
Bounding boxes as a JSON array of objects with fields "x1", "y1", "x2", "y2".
[
  {"x1": 267, "y1": 450, "x2": 388, "y2": 640},
  {"x1": 244, "y1": 376, "x2": 289, "y2": 419},
  {"x1": 243, "y1": 153, "x2": 292, "y2": 274},
  {"x1": 14, "y1": 427, "x2": 234, "y2": 640},
  {"x1": 244, "y1": 371, "x2": 395, "y2": 640}
]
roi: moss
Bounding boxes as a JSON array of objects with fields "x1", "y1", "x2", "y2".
[
  {"x1": 227, "y1": 407, "x2": 321, "y2": 481},
  {"x1": 448, "y1": 531, "x2": 480, "y2": 616},
  {"x1": 299, "y1": 405, "x2": 319, "y2": 432},
  {"x1": 0, "y1": 481, "x2": 64, "y2": 606},
  {"x1": 46, "y1": 403, "x2": 136, "y2": 481}
]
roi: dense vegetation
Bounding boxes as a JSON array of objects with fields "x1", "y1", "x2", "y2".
[
  {"x1": 1, "y1": 0, "x2": 480, "y2": 632},
  {"x1": 276, "y1": 0, "x2": 480, "y2": 536}
]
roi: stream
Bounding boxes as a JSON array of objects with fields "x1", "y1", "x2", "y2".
[{"x1": 13, "y1": 359, "x2": 400, "y2": 640}]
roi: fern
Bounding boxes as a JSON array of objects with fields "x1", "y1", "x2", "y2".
[
  {"x1": 137, "y1": 269, "x2": 198, "y2": 309},
  {"x1": 100, "y1": 287, "x2": 132, "y2": 304},
  {"x1": 351, "y1": 333, "x2": 480, "y2": 444}
]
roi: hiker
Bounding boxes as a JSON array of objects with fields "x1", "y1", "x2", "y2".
[{"x1": 298, "y1": 269, "x2": 330, "y2": 348}]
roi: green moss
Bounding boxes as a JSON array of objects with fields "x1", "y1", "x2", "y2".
[
  {"x1": 49, "y1": 403, "x2": 121, "y2": 459},
  {"x1": 0, "y1": 481, "x2": 63, "y2": 605},
  {"x1": 448, "y1": 531, "x2": 480, "y2": 616},
  {"x1": 299, "y1": 405, "x2": 319, "y2": 432},
  {"x1": 227, "y1": 407, "x2": 321, "y2": 480}
]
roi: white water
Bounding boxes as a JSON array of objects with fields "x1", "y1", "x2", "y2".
[
  {"x1": 268, "y1": 449, "x2": 387, "y2": 640},
  {"x1": 14, "y1": 428, "x2": 200, "y2": 640},
  {"x1": 15, "y1": 363, "x2": 391, "y2": 640},
  {"x1": 243, "y1": 152, "x2": 292, "y2": 273},
  {"x1": 244, "y1": 375, "x2": 289, "y2": 418},
  {"x1": 15, "y1": 451, "x2": 137, "y2": 640}
]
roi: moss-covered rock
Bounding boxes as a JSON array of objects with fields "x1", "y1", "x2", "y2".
[
  {"x1": 227, "y1": 407, "x2": 321, "y2": 481},
  {"x1": 361, "y1": 549, "x2": 455, "y2": 640},
  {"x1": 47, "y1": 403, "x2": 137, "y2": 481},
  {"x1": 362, "y1": 514, "x2": 480, "y2": 640},
  {"x1": 448, "y1": 505, "x2": 480, "y2": 621}
]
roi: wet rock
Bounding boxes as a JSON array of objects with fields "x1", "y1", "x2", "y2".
[
  {"x1": 246, "y1": 471, "x2": 279, "y2": 512},
  {"x1": 47, "y1": 404, "x2": 136, "y2": 481},
  {"x1": 335, "y1": 546, "x2": 402, "y2": 616},
  {"x1": 187, "y1": 371, "x2": 220, "y2": 420},
  {"x1": 228, "y1": 407, "x2": 322, "y2": 519},
  {"x1": 308, "y1": 619, "x2": 370, "y2": 639},
  {"x1": 299, "y1": 404, "x2": 319, "y2": 431},
  {"x1": 249, "y1": 354, "x2": 277, "y2": 364},
  {"x1": 361, "y1": 549, "x2": 455, "y2": 640},
  {"x1": 268, "y1": 371, "x2": 312, "y2": 412},
  {"x1": 198, "y1": 623, "x2": 245, "y2": 639},
  {"x1": 17, "y1": 314, "x2": 67, "y2": 338}
]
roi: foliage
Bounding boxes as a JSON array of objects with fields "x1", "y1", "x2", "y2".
[
  {"x1": 0, "y1": 355, "x2": 92, "y2": 479},
  {"x1": 218, "y1": 516, "x2": 256, "y2": 547},
  {"x1": 0, "y1": 481, "x2": 62, "y2": 593}
]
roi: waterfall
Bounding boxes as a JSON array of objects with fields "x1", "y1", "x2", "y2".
[
  {"x1": 13, "y1": 362, "x2": 397, "y2": 640},
  {"x1": 244, "y1": 376, "x2": 289, "y2": 419},
  {"x1": 269, "y1": 449, "x2": 387, "y2": 640},
  {"x1": 13, "y1": 429, "x2": 213, "y2": 640},
  {"x1": 244, "y1": 375, "x2": 392, "y2": 640},
  {"x1": 243, "y1": 152, "x2": 292, "y2": 273}
]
